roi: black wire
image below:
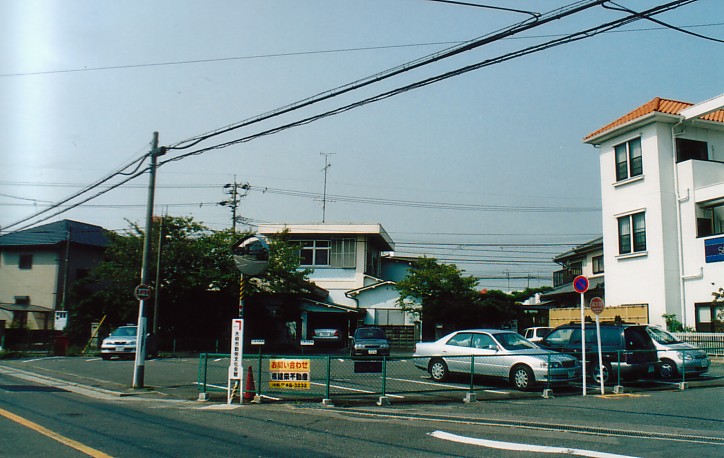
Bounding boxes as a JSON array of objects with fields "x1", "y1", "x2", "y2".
[
  {"x1": 167, "y1": 1, "x2": 606, "y2": 151},
  {"x1": 424, "y1": 0, "x2": 540, "y2": 18},
  {"x1": 162, "y1": 0, "x2": 696, "y2": 167},
  {"x1": 606, "y1": 0, "x2": 724, "y2": 43},
  {"x1": 2, "y1": 154, "x2": 150, "y2": 232}
]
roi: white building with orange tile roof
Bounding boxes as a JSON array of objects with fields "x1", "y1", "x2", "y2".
[{"x1": 584, "y1": 94, "x2": 724, "y2": 331}]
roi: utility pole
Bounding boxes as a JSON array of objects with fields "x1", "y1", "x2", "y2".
[
  {"x1": 320, "y1": 153, "x2": 334, "y2": 223},
  {"x1": 220, "y1": 177, "x2": 249, "y2": 233},
  {"x1": 133, "y1": 132, "x2": 166, "y2": 389}
]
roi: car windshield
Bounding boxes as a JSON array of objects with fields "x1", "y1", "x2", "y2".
[
  {"x1": 493, "y1": 332, "x2": 537, "y2": 350},
  {"x1": 646, "y1": 326, "x2": 679, "y2": 344},
  {"x1": 110, "y1": 327, "x2": 137, "y2": 337},
  {"x1": 356, "y1": 328, "x2": 385, "y2": 339}
]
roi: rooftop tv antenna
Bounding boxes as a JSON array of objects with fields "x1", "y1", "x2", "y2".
[{"x1": 320, "y1": 152, "x2": 334, "y2": 222}]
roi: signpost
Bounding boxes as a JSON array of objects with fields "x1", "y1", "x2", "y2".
[
  {"x1": 228, "y1": 235, "x2": 269, "y2": 404},
  {"x1": 573, "y1": 275, "x2": 589, "y2": 396},
  {"x1": 590, "y1": 297, "x2": 606, "y2": 394}
]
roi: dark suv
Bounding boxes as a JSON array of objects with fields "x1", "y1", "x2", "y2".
[
  {"x1": 351, "y1": 327, "x2": 390, "y2": 357},
  {"x1": 538, "y1": 323, "x2": 657, "y2": 384}
]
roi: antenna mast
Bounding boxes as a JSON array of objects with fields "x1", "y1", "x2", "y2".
[{"x1": 320, "y1": 153, "x2": 334, "y2": 222}]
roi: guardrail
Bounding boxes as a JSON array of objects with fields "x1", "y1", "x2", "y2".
[{"x1": 197, "y1": 349, "x2": 722, "y2": 405}]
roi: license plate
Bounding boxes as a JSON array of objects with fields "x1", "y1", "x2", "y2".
[{"x1": 369, "y1": 349, "x2": 377, "y2": 355}]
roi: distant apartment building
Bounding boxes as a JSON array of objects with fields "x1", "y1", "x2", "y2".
[{"x1": 584, "y1": 95, "x2": 724, "y2": 331}]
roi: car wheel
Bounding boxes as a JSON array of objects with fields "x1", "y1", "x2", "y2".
[
  {"x1": 591, "y1": 361, "x2": 612, "y2": 384},
  {"x1": 429, "y1": 359, "x2": 449, "y2": 382},
  {"x1": 658, "y1": 359, "x2": 678, "y2": 379},
  {"x1": 510, "y1": 365, "x2": 534, "y2": 391}
]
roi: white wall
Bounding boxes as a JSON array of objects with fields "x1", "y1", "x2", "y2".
[{"x1": 598, "y1": 118, "x2": 724, "y2": 328}]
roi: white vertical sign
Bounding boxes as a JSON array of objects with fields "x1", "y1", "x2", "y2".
[{"x1": 228, "y1": 319, "x2": 244, "y2": 404}]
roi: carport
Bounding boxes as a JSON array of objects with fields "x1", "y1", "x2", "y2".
[{"x1": 300, "y1": 300, "x2": 360, "y2": 345}]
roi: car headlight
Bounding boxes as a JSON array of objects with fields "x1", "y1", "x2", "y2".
[
  {"x1": 539, "y1": 361, "x2": 562, "y2": 368},
  {"x1": 680, "y1": 352, "x2": 694, "y2": 360},
  {"x1": 380, "y1": 344, "x2": 390, "y2": 349},
  {"x1": 354, "y1": 344, "x2": 364, "y2": 350}
]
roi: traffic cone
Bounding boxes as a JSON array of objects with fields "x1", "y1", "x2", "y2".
[{"x1": 243, "y1": 366, "x2": 255, "y2": 402}]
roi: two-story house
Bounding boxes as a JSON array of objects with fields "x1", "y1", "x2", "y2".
[
  {"x1": 584, "y1": 95, "x2": 724, "y2": 331},
  {"x1": 258, "y1": 223, "x2": 418, "y2": 347},
  {"x1": 542, "y1": 237, "x2": 604, "y2": 308},
  {"x1": 0, "y1": 220, "x2": 108, "y2": 332}
]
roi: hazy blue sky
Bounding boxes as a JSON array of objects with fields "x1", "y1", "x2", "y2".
[{"x1": 2, "y1": 0, "x2": 722, "y2": 290}]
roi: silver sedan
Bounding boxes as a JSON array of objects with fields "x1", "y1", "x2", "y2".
[{"x1": 413, "y1": 329, "x2": 580, "y2": 390}]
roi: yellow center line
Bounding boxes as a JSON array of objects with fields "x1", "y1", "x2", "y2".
[{"x1": 0, "y1": 407, "x2": 113, "y2": 458}]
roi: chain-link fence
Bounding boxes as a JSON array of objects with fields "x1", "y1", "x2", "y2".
[{"x1": 198, "y1": 348, "x2": 723, "y2": 404}]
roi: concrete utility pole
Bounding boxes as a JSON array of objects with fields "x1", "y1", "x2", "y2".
[
  {"x1": 133, "y1": 132, "x2": 166, "y2": 389},
  {"x1": 220, "y1": 178, "x2": 249, "y2": 233}
]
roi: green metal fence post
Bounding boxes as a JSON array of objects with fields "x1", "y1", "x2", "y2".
[
  {"x1": 257, "y1": 351, "x2": 263, "y2": 396},
  {"x1": 325, "y1": 355, "x2": 332, "y2": 401},
  {"x1": 546, "y1": 352, "x2": 551, "y2": 392},
  {"x1": 381, "y1": 356, "x2": 387, "y2": 396},
  {"x1": 681, "y1": 349, "x2": 687, "y2": 385},
  {"x1": 469, "y1": 355, "x2": 475, "y2": 392}
]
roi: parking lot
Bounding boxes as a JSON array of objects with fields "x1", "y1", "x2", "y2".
[{"x1": 2, "y1": 353, "x2": 722, "y2": 406}]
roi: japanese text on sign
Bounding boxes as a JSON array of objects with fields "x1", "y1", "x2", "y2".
[{"x1": 269, "y1": 359, "x2": 310, "y2": 390}]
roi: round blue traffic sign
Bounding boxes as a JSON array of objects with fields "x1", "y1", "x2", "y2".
[{"x1": 573, "y1": 275, "x2": 589, "y2": 293}]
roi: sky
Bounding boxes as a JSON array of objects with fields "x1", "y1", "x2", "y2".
[{"x1": 2, "y1": 0, "x2": 723, "y2": 291}]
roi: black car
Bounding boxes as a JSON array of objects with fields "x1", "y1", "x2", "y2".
[
  {"x1": 351, "y1": 327, "x2": 390, "y2": 357},
  {"x1": 538, "y1": 323, "x2": 657, "y2": 384}
]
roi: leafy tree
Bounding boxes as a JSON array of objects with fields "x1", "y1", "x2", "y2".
[
  {"x1": 66, "y1": 218, "x2": 313, "y2": 350},
  {"x1": 396, "y1": 257, "x2": 517, "y2": 338}
]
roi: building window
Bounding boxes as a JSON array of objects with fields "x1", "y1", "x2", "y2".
[
  {"x1": 676, "y1": 138, "x2": 708, "y2": 163},
  {"x1": 592, "y1": 255, "x2": 604, "y2": 274},
  {"x1": 299, "y1": 240, "x2": 330, "y2": 266},
  {"x1": 696, "y1": 200, "x2": 724, "y2": 237},
  {"x1": 618, "y1": 212, "x2": 646, "y2": 254},
  {"x1": 614, "y1": 137, "x2": 642, "y2": 181},
  {"x1": 297, "y1": 239, "x2": 356, "y2": 267},
  {"x1": 330, "y1": 239, "x2": 356, "y2": 268},
  {"x1": 695, "y1": 302, "x2": 724, "y2": 332},
  {"x1": 19, "y1": 254, "x2": 33, "y2": 270}
]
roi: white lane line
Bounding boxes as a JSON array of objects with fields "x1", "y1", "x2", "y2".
[
  {"x1": 309, "y1": 381, "x2": 405, "y2": 398},
  {"x1": 386, "y1": 377, "x2": 468, "y2": 390},
  {"x1": 430, "y1": 431, "x2": 639, "y2": 458}
]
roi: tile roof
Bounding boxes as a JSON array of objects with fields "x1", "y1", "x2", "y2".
[
  {"x1": 584, "y1": 97, "x2": 724, "y2": 142},
  {"x1": 0, "y1": 220, "x2": 108, "y2": 248}
]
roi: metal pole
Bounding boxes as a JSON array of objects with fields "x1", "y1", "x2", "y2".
[
  {"x1": 133, "y1": 132, "x2": 165, "y2": 389},
  {"x1": 581, "y1": 292, "x2": 586, "y2": 396}
]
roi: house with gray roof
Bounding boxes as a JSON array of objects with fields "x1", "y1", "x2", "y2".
[{"x1": 0, "y1": 220, "x2": 108, "y2": 331}]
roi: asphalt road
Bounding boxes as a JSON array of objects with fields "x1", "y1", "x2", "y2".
[{"x1": 1, "y1": 356, "x2": 723, "y2": 457}]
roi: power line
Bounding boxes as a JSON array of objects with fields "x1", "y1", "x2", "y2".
[
  {"x1": 161, "y1": 1, "x2": 696, "y2": 167},
  {"x1": 0, "y1": 1, "x2": 696, "y2": 233},
  {"x1": 166, "y1": 0, "x2": 605, "y2": 151}
]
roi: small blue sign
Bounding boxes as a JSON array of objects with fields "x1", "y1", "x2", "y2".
[{"x1": 704, "y1": 236, "x2": 724, "y2": 263}]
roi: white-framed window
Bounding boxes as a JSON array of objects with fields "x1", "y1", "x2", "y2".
[
  {"x1": 618, "y1": 212, "x2": 646, "y2": 254},
  {"x1": 299, "y1": 240, "x2": 330, "y2": 266},
  {"x1": 614, "y1": 137, "x2": 642, "y2": 181},
  {"x1": 697, "y1": 200, "x2": 724, "y2": 237},
  {"x1": 297, "y1": 238, "x2": 356, "y2": 267}
]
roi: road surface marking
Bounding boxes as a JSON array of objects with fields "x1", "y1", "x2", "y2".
[
  {"x1": 0, "y1": 407, "x2": 113, "y2": 458},
  {"x1": 430, "y1": 430, "x2": 638, "y2": 458}
]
